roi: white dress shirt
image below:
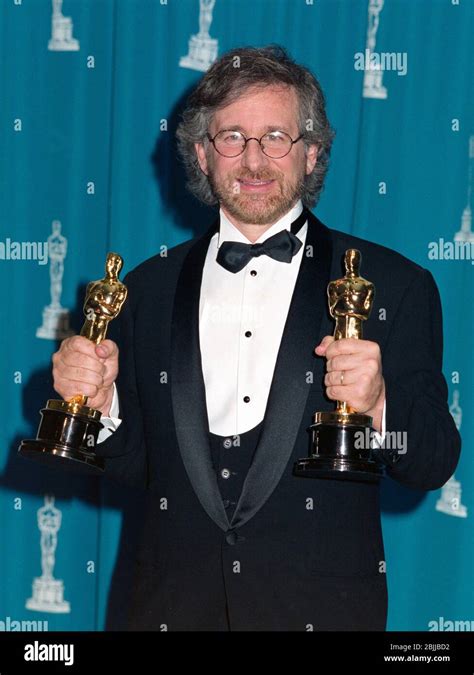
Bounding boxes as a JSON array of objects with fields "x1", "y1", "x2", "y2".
[
  {"x1": 99, "y1": 200, "x2": 386, "y2": 442},
  {"x1": 199, "y1": 200, "x2": 307, "y2": 436}
]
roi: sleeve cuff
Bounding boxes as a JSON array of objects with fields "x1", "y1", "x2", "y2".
[
  {"x1": 370, "y1": 398, "x2": 386, "y2": 448},
  {"x1": 97, "y1": 384, "x2": 122, "y2": 443}
]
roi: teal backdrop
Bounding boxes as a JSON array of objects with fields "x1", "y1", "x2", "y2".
[{"x1": 0, "y1": 0, "x2": 472, "y2": 631}]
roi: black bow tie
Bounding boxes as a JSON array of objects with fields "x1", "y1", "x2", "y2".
[{"x1": 216, "y1": 208, "x2": 308, "y2": 274}]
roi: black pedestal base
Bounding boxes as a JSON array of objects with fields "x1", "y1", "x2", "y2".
[
  {"x1": 294, "y1": 421, "x2": 384, "y2": 483},
  {"x1": 18, "y1": 399, "x2": 105, "y2": 475}
]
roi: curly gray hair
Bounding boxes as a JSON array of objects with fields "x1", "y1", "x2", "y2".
[{"x1": 176, "y1": 45, "x2": 335, "y2": 209}]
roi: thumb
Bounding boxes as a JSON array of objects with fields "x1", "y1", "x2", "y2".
[
  {"x1": 95, "y1": 344, "x2": 109, "y2": 358},
  {"x1": 95, "y1": 339, "x2": 118, "y2": 360},
  {"x1": 315, "y1": 335, "x2": 334, "y2": 356}
]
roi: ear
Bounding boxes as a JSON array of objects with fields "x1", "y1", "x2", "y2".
[
  {"x1": 195, "y1": 142, "x2": 209, "y2": 175},
  {"x1": 305, "y1": 143, "x2": 319, "y2": 175}
]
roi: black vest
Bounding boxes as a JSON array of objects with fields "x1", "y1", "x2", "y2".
[{"x1": 209, "y1": 422, "x2": 264, "y2": 521}]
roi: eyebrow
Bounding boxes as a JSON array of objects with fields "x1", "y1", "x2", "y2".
[{"x1": 216, "y1": 124, "x2": 292, "y2": 134}]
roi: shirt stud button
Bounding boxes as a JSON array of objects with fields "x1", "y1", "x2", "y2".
[
  {"x1": 221, "y1": 468, "x2": 231, "y2": 479},
  {"x1": 243, "y1": 396, "x2": 250, "y2": 403}
]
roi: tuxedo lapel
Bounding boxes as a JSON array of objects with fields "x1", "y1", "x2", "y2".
[
  {"x1": 171, "y1": 219, "x2": 230, "y2": 533},
  {"x1": 230, "y1": 212, "x2": 333, "y2": 529}
]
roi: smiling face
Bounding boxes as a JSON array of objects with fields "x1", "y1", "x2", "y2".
[{"x1": 195, "y1": 85, "x2": 318, "y2": 227}]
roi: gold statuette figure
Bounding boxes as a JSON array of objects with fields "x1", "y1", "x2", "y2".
[
  {"x1": 80, "y1": 253, "x2": 127, "y2": 343},
  {"x1": 324, "y1": 248, "x2": 374, "y2": 420},
  {"x1": 69, "y1": 253, "x2": 127, "y2": 408}
]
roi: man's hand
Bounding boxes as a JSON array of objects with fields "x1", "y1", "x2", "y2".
[
  {"x1": 52, "y1": 336, "x2": 119, "y2": 416},
  {"x1": 315, "y1": 335, "x2": 385, "y2": 432}
]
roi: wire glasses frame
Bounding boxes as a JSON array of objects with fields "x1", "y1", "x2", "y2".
[{"x1": 206, "y1": 129, "x2": 304, "y2": 159}]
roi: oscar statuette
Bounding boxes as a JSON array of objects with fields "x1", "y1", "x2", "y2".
[
  {"x1": 294, "y1": 249, "x2": 385, "y2": 482},
  {"x1": 19, "y1": 253, "x2": 127, "y2": 474}
]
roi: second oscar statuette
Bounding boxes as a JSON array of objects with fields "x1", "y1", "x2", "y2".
[
  {"x1": 18, "y1": 253, "x2": 127, "y2": 474},
  {"x1": 294, "y1": 249, "x2": 385, "y2": 483}
]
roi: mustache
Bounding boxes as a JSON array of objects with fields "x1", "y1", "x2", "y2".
[{"x1": 232, "y1": 171, "x2": 281, "y2": 181}]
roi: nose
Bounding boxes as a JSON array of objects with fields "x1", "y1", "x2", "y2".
[{"x1": 240, "y1": 138, "x2": 269, "y2": 172}]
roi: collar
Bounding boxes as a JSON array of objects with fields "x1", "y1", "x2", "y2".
[{"x1": 217, "y1": 200, "x2": 305, "y2": 248}]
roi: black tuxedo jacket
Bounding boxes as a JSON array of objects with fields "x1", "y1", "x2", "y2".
[{"x1": 97, "y1": 210, "x2": 460, "y2": 631}]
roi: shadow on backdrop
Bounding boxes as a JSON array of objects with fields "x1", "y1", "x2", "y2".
[{"x1": 151, "y1": 84, "x2": 217, "y2": 239}]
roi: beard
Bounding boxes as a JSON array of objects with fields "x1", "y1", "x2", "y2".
[{"x1": 207, "y1": 163, "x2": 306, "y2": 225}]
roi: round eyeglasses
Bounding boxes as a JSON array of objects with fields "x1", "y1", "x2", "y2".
[{"x1": 206, "y1": 129, "x2": 304, "y2": 159}]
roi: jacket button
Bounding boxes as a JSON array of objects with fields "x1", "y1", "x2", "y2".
[
  {"x1": 226, "y1": 531, "x2": 238, "y2": 545},
  {"x1": 221, "y1": 468, "x2": 231, "y2": 479}
]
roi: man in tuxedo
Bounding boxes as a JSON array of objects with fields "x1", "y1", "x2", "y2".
[{"x1": 52, "y1": 46, "x2": 460, "y2": 631}]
